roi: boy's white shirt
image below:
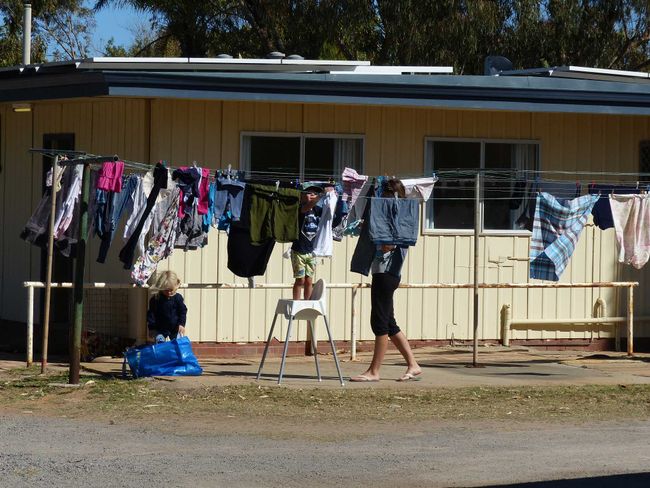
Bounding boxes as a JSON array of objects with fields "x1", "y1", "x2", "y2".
[{"x1": 312, "y1": 191, "x2": 337, "y2": 257}]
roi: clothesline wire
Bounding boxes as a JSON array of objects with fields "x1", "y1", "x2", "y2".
[{"x1": 31, "y1": 148, "x2": 650, "y2": 191}]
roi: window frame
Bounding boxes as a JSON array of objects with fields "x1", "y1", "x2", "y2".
[
  {"x1": 240, "y1": 131, "x2": 365, "y2": 179},
  {"x1": 423, "y1": 136, "x2": 542, "y2": 236}
]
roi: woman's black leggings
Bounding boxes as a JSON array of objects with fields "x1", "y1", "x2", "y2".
[{"x1": 370, "y1": 272, "x2": 401, "y2": 337}]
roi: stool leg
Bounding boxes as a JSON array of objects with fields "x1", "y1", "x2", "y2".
[
  {"x1": 309, "y1": 320, "x2": 322, "y2": 381},
  {"x1": 257, "y1": 314, "x2": 278, "y2": 380},
  {"x1": 278, "y1": 316, "x2": 293, "y2": 385},
  {"x1": 323, "y1": 315, "x2": 345, "y2": 386}
]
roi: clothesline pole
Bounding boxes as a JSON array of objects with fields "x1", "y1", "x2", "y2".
[
  {"x1": 472, "y1": 172, "x2": 481, "y2": 367},
  {"x1": 69, "y1": 161, "x2": 91, "y2": 385},
  {"x1": 41, "y1": 155, "x2": 59, "y2": 374}
]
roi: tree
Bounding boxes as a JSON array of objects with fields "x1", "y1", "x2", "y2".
[{"x1": 95, "y1": 1, "x2": 647, "y2": 73}]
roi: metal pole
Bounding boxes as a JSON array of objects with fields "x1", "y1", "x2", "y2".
[
  {"x1": 26, "y1": 285, "x2": 34, "y2": 367},
  {"x1": 22, "y1": 2, "x2": 31, "y2": 65},
  {"x1": 472, "y1": 172, "x2": 480, "y2": 367},
  {"x1": 350, "y1": 285, "x2": 358, "y2": 361},
  {"x1": 627, "y1": 285, "x2": 634, "y2": 357},
  {"x1": 41, "y1": 155, "x2": 59, "y2": 374},
  {"x1": 69, "y1": 163, "x2": 90, "y2": 384}
]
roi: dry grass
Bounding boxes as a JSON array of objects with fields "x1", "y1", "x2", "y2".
[{"x1": 2, "y1": 367, "x2": 650, "y2": 425}]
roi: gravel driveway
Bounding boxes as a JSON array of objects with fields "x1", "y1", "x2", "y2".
[{"x1": 2, "y1": 415, "x2": 650, "y2": 487}]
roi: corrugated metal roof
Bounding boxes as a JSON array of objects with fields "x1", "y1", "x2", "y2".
[{"x1": 0, "y1": 58, "x2": 649, "y2": 115}]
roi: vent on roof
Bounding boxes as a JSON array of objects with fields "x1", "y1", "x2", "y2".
[
  {"x1": 216, "y1": 54, "x2": 233, "y2": 59},
  {"x1": 286, "y1": 54, "x2": 304, "y2": 60},
  {"x1": 484, "y1": 56, "x2": 513, "y2": 76},
  {"x1": 640, "y1": 141, "x2": 650, "y2": 181},
  {"x1": 267, "y1": 51, "x2": 285, "y2": 59}
]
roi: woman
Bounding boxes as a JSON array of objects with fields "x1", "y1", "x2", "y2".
[{"x1": 350, "y1": 179, "x2": 422, "y2": 382}]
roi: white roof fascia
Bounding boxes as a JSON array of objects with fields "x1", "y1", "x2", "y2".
[
  {"x1": 330, "y1": 65, "x2": 454, "y2": 75},
  {"x1": 561, "y1": 66, "x2": 650, "y2": 79}
]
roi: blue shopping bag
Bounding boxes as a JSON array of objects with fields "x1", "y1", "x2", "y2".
[{"x1": 124, "y1": 336, "x2": 203, "y2": 378}]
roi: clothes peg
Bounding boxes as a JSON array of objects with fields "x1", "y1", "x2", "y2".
[
  {"x1": 275, "y1": 180, "x2": 280, "y2": 192},
  {"x1": 636, "y1": 181, "x2": 640, "y2": 190},
  {"x1": 227, "y1": 164, "x2": 232, "y2": 176}
]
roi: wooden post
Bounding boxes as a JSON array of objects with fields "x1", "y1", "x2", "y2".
[
  {"x1": 69, "y1": 163, "x2": 90, "y2": 384},
  {"x1": 41, "y1": 155, "x2": 59, "y2": 373}
]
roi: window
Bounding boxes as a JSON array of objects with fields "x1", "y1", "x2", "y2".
[
  {"x1": 424, "y1": 139, "x2": 539, "y2": 232},
  {"x1": 241, "y1": 133, "x2": 364, "y2": 179},
  {"x1": 640, "y1": 141, "x2": 650, "y2": 182}
]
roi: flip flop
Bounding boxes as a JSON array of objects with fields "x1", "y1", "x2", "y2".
[
  {"x1": 349, "y1": 375, "x2": 379, "y2": 382},
  {"x1": 397, "y1": 372, "x2": 422, "y2": 382}
]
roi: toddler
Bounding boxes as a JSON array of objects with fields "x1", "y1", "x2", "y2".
[{"x1": 147, "y1": 271, "x2": 187, "y2": 343}]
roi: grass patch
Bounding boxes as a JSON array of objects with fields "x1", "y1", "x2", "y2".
[{"x1": 2, "y1": 368, "x2": 650, "y2": 423}]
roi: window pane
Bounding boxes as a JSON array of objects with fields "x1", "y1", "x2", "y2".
[
  {"x1": 483, "y1": 143, "x2": 538, "y2": 230},
  {"x1": 305, "y1": 137, "x2": 363, "y2": 179},
  {"x1": 246, "y1": 136, "x2": 300, "y2": 178},
  {"x1": 427, "y1": 141, "x2": 480, "y2": 229}
]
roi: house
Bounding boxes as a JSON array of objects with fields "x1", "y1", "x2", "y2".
[{"x1": 1, "y1": 57, "x2": 650, "y2": 356}]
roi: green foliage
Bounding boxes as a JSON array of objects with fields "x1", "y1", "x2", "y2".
[
  {"x1": 0, "y1": 0, "x2": 95, "y2": 66},
  {"x1": 1, "y1": 1, "x2": 649, "y2": 72}
]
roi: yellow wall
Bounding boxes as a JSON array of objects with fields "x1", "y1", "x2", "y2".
[{"x1": 2, "y1": 98, "x2": 650, "y2": 344}]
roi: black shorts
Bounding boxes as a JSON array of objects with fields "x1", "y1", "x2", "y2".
[{"x1": 370, "y1": 273, "x2": 401, "y2": 337}]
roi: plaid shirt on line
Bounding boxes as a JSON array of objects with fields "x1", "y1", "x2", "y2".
[{"x1": 530, "y1": 192, "x2": 599, "y2": 281}]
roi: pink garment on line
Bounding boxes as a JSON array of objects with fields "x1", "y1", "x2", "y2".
[
  {"x1": 610, "y1": 194, "x2": 650, "y2": 269},
  {"x1": 197, "y1": 167, "x2": 210, "y2": 215},
  {"x1": 341, "y1": 167, "x2": 368, "y2": 207},
  {"x1": 177, "y1": 166, "x2": 211, "y2": 217},
  {"x1": 96, "y1": 161, "x2": 124, "y2": 192}
]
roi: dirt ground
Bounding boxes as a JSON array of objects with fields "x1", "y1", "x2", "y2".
[{"x1": 2, "y1": 349, "x2": 650, "y2": 487}]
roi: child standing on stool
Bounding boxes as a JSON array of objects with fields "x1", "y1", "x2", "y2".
[
  {"x1": 147, "y1": 271, "x2": 187, "y2": 343},
  {"x1": 291, "y1": 185, "x2": 322, "y2": 300}
]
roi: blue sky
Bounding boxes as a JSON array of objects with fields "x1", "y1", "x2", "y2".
[{"x1": 92, "y1": 4, "x2": 140, "y2": 55}]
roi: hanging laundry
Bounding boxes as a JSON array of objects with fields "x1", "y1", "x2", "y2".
[
  {"x1": 529, "y1": 193, "x2": 599, "y2": 281},
  {"x1": 175, "y1": 201, "x2": 208, "y2": 250},
  {"x1": 96, "y1": 161, "x2": 125, "y2": 192},
  {"x1": 53, "y1": 164, "x2": 83, "y2": 239},
  {"x1": 248, "y1": 184, "x2": 301, "y2": 245},
  {"x1": 516, "y1": 181, "x2": 582, "y2": 231},
  {"x1": 350, "y1": 187, "x2": 377, "y2": 276},
  {"x1": 341, "y1": 167, "x2": 368, "y2": 208},
  {"x1": 45, "y1": 165, "x2": 66, "y2": 191},
  {"x1": 312, "y1": 190, "x2": 338, "y2": 257},
  {"x1": 588, "y1": 184, "x2": 639, "y2": 230},
  {"x1": 173, "y1": 166, "x2": 201, "y2": 218},
  {"x1": 331, "y1": 192, "x2": 350, "y2": 242},
  {"x1": 212, "y1": 176, "x2": 246, "y2": 224},
  {"x1": 609, "y1": 194, "x2": 650, "y2": 269},
  {"x1": 197, "y1": 167, "x2": 210, "y2": 215},
  {"x1": 132, "y1": 188, "x2": 182, "y2": 285},
  {"x1": 119, "y1": 163, "x2": 167, "y2": 269},
  {"x1": 369, "y1": 198, "x2": 419, "y2": 247},
  {"x1": 227, "y1": 186, "x2": 275, "y2": 277},
  {"x1": 20, "y1": 163, "x2": 86, "y2": 258},
  {"x1": 97, "y1": 174, "x2": 138, "y2": 263},
  {"x1": 401, "y1": 176, "x2": 438, "y2": 202},
  {"x1": 344, "y1": 179, "x2": 374, "y2": 236}
]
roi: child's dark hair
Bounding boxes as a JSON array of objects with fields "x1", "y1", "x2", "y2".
[{"x1": 382, "y1": 178, "x2": 406, "y2": 198}]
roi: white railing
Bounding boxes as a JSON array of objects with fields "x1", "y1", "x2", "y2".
[{"x1": 23, "y1": 280, "x2": 638, "y2": 367}]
